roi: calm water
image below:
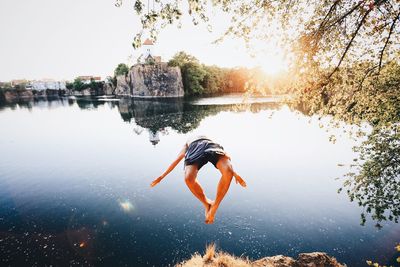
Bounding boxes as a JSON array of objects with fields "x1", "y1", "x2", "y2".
[{"x1": 0, "y1": 96, "x2": 398, "y2": 266}]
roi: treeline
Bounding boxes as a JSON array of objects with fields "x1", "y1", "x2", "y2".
[
  {"x1": 168, "y1": 51, "x2": 291, "y2": 96},
  {"x1": 66, "y1": 78, "x2": 103, "y2": 91}
]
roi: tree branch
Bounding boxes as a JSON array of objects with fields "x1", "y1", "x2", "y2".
[
  {"x1": 326, "y1": 0, "x2": 364, "y2": 29},
  {"x1": 317, "y1": 0, "x2": 341, "y2": 33},
  {"x1": 378, "y1": 10, "x2": 400, "y2": 72},
  {"x1": 328, "y1": 8, "x2": 372, "y2": 79}
]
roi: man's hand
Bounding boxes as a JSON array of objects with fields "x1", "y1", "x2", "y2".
[{"x1": 150, "y1": 176, "x2": 164, "y2": 187}]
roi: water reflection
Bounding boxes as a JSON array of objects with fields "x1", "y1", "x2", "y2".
[
  {"x1": 1, "y1": 96, "x2": 399, "y2": 227},
  {"x1": 0, "y1": 96, "x2": 281, "y2": 146},
  {"x1": 0, "y1": 95, "x2": 398, "y2": 266},
  {"x1": 0, "y1": 97, "x2": 281, "y2": 145},
  {"x1": 121, "y1": 98, "x2": 282, "y2": 145}
]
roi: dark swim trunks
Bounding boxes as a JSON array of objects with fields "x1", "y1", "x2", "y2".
[{"x1": 184, "y1": 138, "x2": 226, "y2": 170}]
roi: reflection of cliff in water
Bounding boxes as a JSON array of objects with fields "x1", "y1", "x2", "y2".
[
  {"x1": 117, "y1": 97, "x2": 282, "y2": 136},
  {"x1": 0, "y1": 95, "x2": 281, "y2": 145}
]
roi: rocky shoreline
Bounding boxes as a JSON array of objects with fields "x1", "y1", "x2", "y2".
[
  {"x1": 0, "y1": 63, "x2": 184, "y2": 102},
  {"x1": 177, "y1": 245, "x2": 345, "y2": 267}
]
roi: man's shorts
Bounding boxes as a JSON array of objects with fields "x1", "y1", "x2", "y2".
[{"x1": 184, "y1": 138, "x2": 226, "y2": 170}]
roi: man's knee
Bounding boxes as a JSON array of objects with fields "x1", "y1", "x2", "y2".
[
  {"x1": 220, "y1": 163, "x2": 233, "y2": 178},
  {"x1": 184, "y1": 173, "x2": 196, "y2": 185}
]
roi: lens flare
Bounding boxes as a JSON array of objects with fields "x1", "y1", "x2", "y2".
[{"x1": 119, "y1": 200, "x2": 134, "y2": 213}]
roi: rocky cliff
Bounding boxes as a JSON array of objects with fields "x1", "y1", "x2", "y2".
[
  {"x1": 177, "y1": 246, "x2": 345, "y2": 267},
  {"x1": 115, "y1": 63, "x2": 184, "y2": 97}
]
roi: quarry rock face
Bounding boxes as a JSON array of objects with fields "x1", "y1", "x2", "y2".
[
  {"x1": 113, "y1": 63, "x2": 184, "y2": 97},
  {"x1": 104, "y1": 82, "x2": 115, "y2": 95},
  {"x1": 129, "y1": 63, "x2": 184, "y2": 97},
  {"x1": 115, "y1": 75, "x2": 131, "y2": 96}
]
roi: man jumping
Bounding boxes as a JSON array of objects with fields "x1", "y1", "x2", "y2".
[{"x1": 150, "y1": 135, "x2": 246, "y2": 224}]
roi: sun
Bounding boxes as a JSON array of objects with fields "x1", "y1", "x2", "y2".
[{"x1": 257, "y1": 51, "x2": 289, "y2": 76}]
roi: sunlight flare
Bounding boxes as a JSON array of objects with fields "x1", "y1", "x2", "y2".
[
  {"x1": 119, "y1": 200, "x2": 134, "y2": 213},
  {"x1": 256, "y1": 51, "x2": 289, "y2": 76}
]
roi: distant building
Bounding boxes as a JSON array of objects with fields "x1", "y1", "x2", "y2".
[
  {"x1": 29, "y1": 79, "x2": 66, "y2": 90},
  {"x1": 140, "y1": 39, "x2": 161, "y2": 64},
  {"x1": 77, "y1": 76, "x2": 102, "y2": 84},
  {"x1": 143, "y1": 38, "x2": 154, "y2": 58},
  {"x1": 10, "y1": 79, "x2": 28, "y2": 87}
]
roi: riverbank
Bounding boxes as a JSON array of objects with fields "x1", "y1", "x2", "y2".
[
  {"x1": 0, "y1": 87, "x2": 109, "y2": 102},
  {"x1": 177, "y1": 245, "x2": 344, "y2": 267}
]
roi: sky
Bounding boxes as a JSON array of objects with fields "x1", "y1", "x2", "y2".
[{"x1": 0, "y1": 0, "x2": 286, "y2": 81}]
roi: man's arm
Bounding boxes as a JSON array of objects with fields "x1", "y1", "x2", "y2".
[{"x1": 150, "y1": 145, "x2": 187, "y2": 187}]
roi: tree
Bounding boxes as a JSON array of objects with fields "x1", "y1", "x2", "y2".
[
  {"x1": 117, "y1": 0, "x2": 400, "y2": 82},
  {"x1": 181, "y1": 62, "x2": 207, "y2": 95},
  {"x1": 168, "y1": 51, "x2": 199, "y2": 68},
  {"x1": 72, "y1": 78, "x2": 85, "y2": 91},
  {"x1": 114, "y1": 63, "x2": 130, "y2": 77},
  {"x1": 168, "y1": 52, "x2": 206, "y2": 95}
]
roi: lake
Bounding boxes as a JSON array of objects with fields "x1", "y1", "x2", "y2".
[{"x1": 0, "y1": 96, "x2": 398, "y2": 266}]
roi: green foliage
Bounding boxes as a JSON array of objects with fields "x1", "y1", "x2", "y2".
[
  {"x1": 168, "y1": 51, "x2": 199, "y2": 68},
  {"x1": 295, "y1": 61, "x2": 400, "y2": 228},
  {"x1": 181, "y1": 62, "x2": 207, "y2": 95},
  {"x1": 168, "y1": 51, "x2": 279, "y2": 96},
  {"x1": 89, "y1": 78, "x2": 103, "y2": 91},
  {"x1": 168, "y1": 52, "x2": 206, "y2": 95},
  {"x1": 114, "y1": 63, "x2": 129, "y2": 77},
  {"x1": 72, "y1": 78, "x2": 87, "y2": 91},
  {"x1": 201, "y1": 65, "x2": 227, "y2": 94},
  {"x1": 67, "y1": 78, "x2": 103, "y2": 92}
]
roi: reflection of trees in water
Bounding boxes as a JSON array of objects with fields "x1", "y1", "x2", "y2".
[
  {"x1": 75, "y1": 97, "x2": 118, "y2": 110},
  {"x1": 297, "y1": 100, "x2": 400, "y2": 228},
  {"x1": 0, "y1": 97, "x2": 74, "y2": 111},
  {"x1": 117, "y1": 98, "x2": 281, "y2": 136},
  {"x1": 294, "y1": 68, "x2": 400, "y2": 228},
  {"x1": 340, "y1": 123, "x2": 400, "y2": 229}
]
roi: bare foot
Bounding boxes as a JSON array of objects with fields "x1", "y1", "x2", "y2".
[
  {"x1": 204, "y1": 199, "x2": 214, "y2": 220},
  {"x1": 205, "y1": 204, "x2": 217, "y2": 224},
  {"x1": 234, "y1": 172, "x2": 247, "y2": 188}
]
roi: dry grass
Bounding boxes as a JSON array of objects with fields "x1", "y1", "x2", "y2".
[{"x1": 176, "y1": 243, "x2": 251, "y2": 267}]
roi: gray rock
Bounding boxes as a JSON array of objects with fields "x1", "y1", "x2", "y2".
[
  {"x1": 130, "y1": 63, "x2": 184, "y2": 97},
  {"x1": 252, "y1": 252, "x2": 345, "y2": 267},
  {"x1": 115, "y1": 75, "x2": 131, "y2": 95},
  {"x1": 113, "y1": 63, "x2": 184, "y2": 97},
  {"x1": 104, "y1": 82, "x2": 115, "y2": 95}
]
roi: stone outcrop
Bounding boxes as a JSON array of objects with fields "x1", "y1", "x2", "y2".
[
  {"x1": 114, "y1": 63, "x2": 184, "y2": 97},
  {"x1": 115, "y1": 75, "x2": 131, "y2": 96},
  {"x1": 103, "y1": 82, "x2": 115, "y2": 95},
  {"x1": 252, "y1": 252, "x2": 344, "y2": 267},
  {"x1": 177, "y1": 250, "x2": 345, "y2": 267}
]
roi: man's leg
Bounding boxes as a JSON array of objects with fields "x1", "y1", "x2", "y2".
[
  {"x1": 184, "y1": 165, "x2": 213, "y2": 216},
  {"x1": 206, "y1": 156, "x2": 233, "y2": 224}
]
